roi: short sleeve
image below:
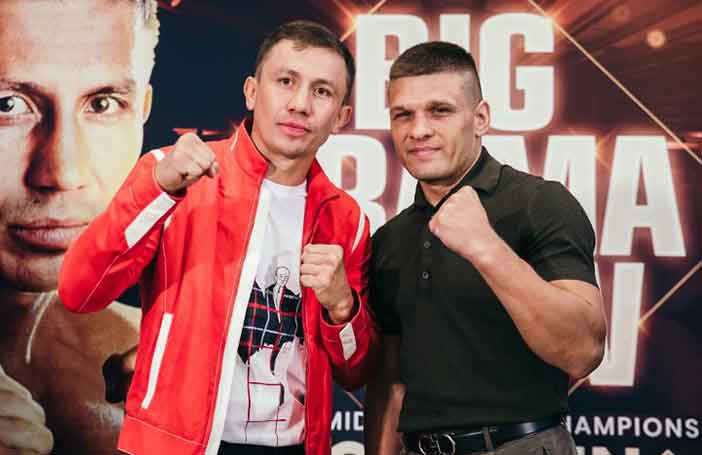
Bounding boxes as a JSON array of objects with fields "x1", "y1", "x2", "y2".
[{"x1": 523, "y1": 181, "x2": 598, "y2": 287}]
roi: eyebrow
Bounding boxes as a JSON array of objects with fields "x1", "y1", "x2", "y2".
[
  {"x1": 390, "y1": 99, "x2": 457, "y2": 112},
  {"x1": 0, "y1": 78, "x2": 50, "y2": 98},
  {"x1": 277, "y1": 68, "x2": 339, "y2": 91},
  {"x1": 86, "y1": 79, "x2": 138, "y2": 97},
  {"x1": 0, "y1": 77, "x2": 138, "y2": 98},
  {"x1": 426, "y1": 100, "x2": 456, "y2": 109}
]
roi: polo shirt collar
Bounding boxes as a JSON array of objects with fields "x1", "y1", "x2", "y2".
[{"x1": 414, "y1": 146, "x2": 501, "y2": 210}]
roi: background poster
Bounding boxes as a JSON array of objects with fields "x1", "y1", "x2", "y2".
[{"x1": 1, "y1": 1, "x2": 699, "y2": 454}]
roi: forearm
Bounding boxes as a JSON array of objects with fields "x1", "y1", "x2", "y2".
[
  {"x1": 59, "y1": 153, "x2": 177, "y2": 313},
  {"x1": 364, "y1": 335, "x2": 404, "y2": 455},
  {"x1": 466, "y1": 233, "x2": 605, "y2": 377},
  {"x1": 365, "y1": 379, "x2": 405, "y2": 455},
  {"x1": 320, "y1": 291, "x2": 380, "y2": 390}
]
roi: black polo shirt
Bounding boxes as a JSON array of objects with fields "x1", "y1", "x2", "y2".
[{"x1": 370, "y1": 148, "x2": 597, "y2": 432}]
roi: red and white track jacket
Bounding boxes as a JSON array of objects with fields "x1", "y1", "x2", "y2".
[{"x1": 58, "y1": 121, "x2": 378, "y2": 455}]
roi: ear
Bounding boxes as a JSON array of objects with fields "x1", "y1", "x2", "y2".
[
  {"x1": 243, "y1": 76, "x2": 257, "y2": 111},
  {"x1": 331, "y1": 104, "x2": 352, "y2": 134},
  {"x1": 473, "y1": 100, "x2": 491, "y2": 136},
  {"x1": 142, "y1": 84, "x2": 154, "y2": 124}
]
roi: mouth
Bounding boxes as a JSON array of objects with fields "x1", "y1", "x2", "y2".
[
  {"x1": 278, "y1": 122, "x2": 311, "y2": 137},
  {"x1": 8, "y1": 220, "x2": 89, "y2": 252},
  {"x1": 408, "y1": 146, "x2": 441, "y2": 158}
]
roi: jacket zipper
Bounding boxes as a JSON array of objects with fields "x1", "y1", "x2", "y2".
[
  {"x1": 301, "y1": 195, "x2": 336, "y2": 452},
  {"x1": 204, "y1": 173, "x2": 268, "y2": 455}
]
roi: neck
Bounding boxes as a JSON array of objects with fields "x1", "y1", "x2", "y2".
[
  {"x1": 420, "y1": 144, "x2": 482, "y2": 207},
  {"x1": 251, "y1": 124, "x2": 313, "y2": 186},
  {"x1": 0, "y1": 287, "x2": 55, "y2": 317}
]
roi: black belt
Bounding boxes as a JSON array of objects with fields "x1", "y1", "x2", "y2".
[
  {"x1": 218, "y1": 441, "x2": 305, "y2": 455},
  {"x1": 404, "y1": 416, "x2": 562, "y2": 455}
]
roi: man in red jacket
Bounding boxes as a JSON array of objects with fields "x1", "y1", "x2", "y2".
[{"x1": 59, "y1": 20, "x2": 378, "y2": 455}]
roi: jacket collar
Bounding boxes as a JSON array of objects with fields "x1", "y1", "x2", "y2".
[
  {"x1": 225, "y1": 118, "x2": 339, "y2": 204},
  {"x1": 227, "y1": 117, "x2": 269, "y2": 181}
]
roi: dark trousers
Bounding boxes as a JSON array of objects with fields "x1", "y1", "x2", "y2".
[
  {"x1": 218, "y1": 441, "x2": 305, "y2": 455},
  {"x1": 406, "y1": 425, "x2": 577, "y2": 455}
]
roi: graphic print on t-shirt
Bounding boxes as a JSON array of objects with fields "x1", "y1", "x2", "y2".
[
  {"x1": 238, "y1": 269, "x2": 304, "y2": 373},
  {"x1": 222, "y1": 179, "x2": 307, "y2": 446}
]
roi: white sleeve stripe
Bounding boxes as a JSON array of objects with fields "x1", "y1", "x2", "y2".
[
  {"x1": 125, "y1": 193, "x2": 176, "y2": 248},
  {"x1": 141, "y1": 313, "x2": 173, "y2": 409},
  {"x1": 150, "y1": 149, "x2": 165, "y2": 161},
  {"x1": 339, "y1": 322, "x2": 357, "y2": 361},
  {"x1": 351, "y1": 211, "x2": 365, "y2": 254}
]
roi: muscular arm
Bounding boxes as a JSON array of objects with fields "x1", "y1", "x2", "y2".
[
  {"x1": 430, "y1": 184, "x2": 606, "y2": 379},
  {"x1": 469, "y1": 237, "x2": 605, "y2": 378},
  {"x1": 364, "y1": 335, "x2": 404, "y2": 455}
]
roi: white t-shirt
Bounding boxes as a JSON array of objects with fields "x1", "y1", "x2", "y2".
[{"x1": 222, "y1": 179, "x2": 307, "y2": 446}]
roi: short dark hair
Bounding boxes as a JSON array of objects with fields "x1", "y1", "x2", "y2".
[
  {"x1": 254, "y1": 20, "x2": 355, "y2": 105},
  {"x1": 390, "y1": 41, "x2": 483, "y2": 102}
]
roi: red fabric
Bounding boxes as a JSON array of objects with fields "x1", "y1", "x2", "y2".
[{"x1": 58, "y1": 121, "x2": 378, "y2": 455}]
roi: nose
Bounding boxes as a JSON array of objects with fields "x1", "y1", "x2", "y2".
[
  {"x1": 287, "y1": 85, "x2": 312, "y2": 116},
  {"x1": 25, "y1": 111, "x2": 91, "y2": 192},
  {"x1": 409, "y1": 114, "x2": 434, "y2": 141}
]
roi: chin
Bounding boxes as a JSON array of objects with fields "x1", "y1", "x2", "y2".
[
  {"x1": 278, "y1": 145, "x2": 313, "y2": 160},
  {"x1": 406, "y1": 166, "x2": 446, "y2": 183},
  {"x1": 1, "y1": 258, "x2": 61, "y2": 293}
]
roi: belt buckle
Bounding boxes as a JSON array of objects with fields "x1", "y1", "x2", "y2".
[
  {"x1": 417, "y1": 433, "x2": 456, "y2": 455},
  {"x1": 438, "y1": 434, "x2": 456, "y2": 455},
  {"x1": 417, "y1": 434, "x2": 436, "y2": 455}
]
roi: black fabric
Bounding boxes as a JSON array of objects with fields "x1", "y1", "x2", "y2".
[
  {"x1": 404, "y1": 415, "x2": 562, "y2": 454},
  {"x1": 370, "y1": 148, "x2": 597, "y2": 432},
  {"x1": 218, "y1": 442, "x2": 305, "y2": 455}
]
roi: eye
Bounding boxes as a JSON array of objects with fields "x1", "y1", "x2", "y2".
[
  {"x1": 0, "y1": 95, "x2": 32, "y2": 116},
  {"x1": 432, "y1": 106, "x2": 452, "y2": 115},
  {"x1": 87, "y1": 96, "x2": 122, "y2": 115},
  {"x1": 278, "y1": 77, "x2": 293, "y2": 87},
  {"x1": 315, "y1": 87, "x2": 332, "y2": 97},
  {"x1": 392, "y1": 111, "x2": 410, "y2": 121}
]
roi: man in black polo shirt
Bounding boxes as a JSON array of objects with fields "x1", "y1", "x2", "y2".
[{"x1": 365, "y1": 42, "x2": 607, "y2": 455}]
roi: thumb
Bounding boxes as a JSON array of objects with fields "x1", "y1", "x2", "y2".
[{"x1": 428, "y1": 215, "x2": 438, "y2": 236}]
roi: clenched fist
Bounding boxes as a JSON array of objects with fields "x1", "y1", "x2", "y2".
[
  {"x1": 155, "y1": 132, "x2": 219, "y2": 195},
  {"x1": 428, "y1": 186, "x2": 498, "y2": 261},
  {"x1": 0, "y1": 365, "x2": 53, "y2": 455},
  {"x1": 300, "y1": 244, "x2": 354, "y2": 324}
]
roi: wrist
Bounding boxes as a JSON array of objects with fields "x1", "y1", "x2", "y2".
[
  {"x1": 326, "y1": 290, "x2": 355, "y2": 325},
  {"x1": 153, "y1": 166, "x2": 185, "y2": 197},
  {"x1": 461, "y1": 228, "x2": 504, "y2": 268}
]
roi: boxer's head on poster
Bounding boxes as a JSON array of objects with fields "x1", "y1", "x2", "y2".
[
  {"x1": 0, "y1": 0, "x2": 159, "y2": 293},
  {"x1": 244, "y1": 20, "x2": 353, "y2": 166},
  {"x1": 388, "y1": 41, "x2": 490, "y2": 188}
]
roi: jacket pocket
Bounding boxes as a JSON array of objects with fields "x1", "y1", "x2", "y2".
[{"x1": 140, "y1": 312, "x2": 174, "y2": 409}]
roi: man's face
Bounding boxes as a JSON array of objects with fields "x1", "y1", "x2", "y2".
[
  {"x1": 275, "y1": 267, "x2": 290, "y2": 286},
  {"x1": 245, "y1": 39, "x2": 352, "y2": 163},
  {"x1": 388, "y1": 71, "x2": 488, "y2": 186},
  {"x1": 0, "y1": 0, "x2": 153, "y2": 291}
]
